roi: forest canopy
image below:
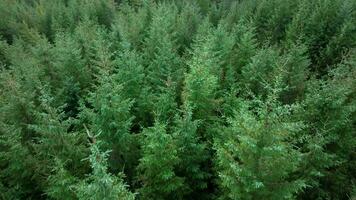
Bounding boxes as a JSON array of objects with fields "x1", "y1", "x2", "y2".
[{"x1": 0, "y1": 0, "x2": 355, "y2": 199}]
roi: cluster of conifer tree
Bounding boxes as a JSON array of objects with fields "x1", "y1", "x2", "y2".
[{"x1": 0, "y1": 0, "x2": 355, "y2": 199}]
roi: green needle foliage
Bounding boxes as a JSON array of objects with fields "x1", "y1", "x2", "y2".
[
  {"x1": 76, "y1": 141, "x2": 135, "y2": 200},
  {"x1": 137, "y1": 121, "x2": 185, "y2": 200},
  {"x1": 215, "y1": 79, "x2": 306, "y2": 200},
  {"x1": 0, "y1": 0, "x2": 355, "y2": 200}
]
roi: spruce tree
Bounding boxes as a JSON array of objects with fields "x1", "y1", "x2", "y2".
[
  {"x1": 45, "y1": 159, "x2": 78, "y2": 200},
  {"x1": 172, "y1": 108, "x2": 209, "y2": 198},
  {"x1": 137, "y1": 122, "x2": 185, "y2": 200},
  {"x1": 144, "y1": 3, "x2": 181, "y2": 91},
  {"x1": 183, "y1": 20, "x2": 219, "y2": 124},
  {"x1": 240, "y1": 47, "x2": 280, "y2": 97},
  {"x1": 76, "y1": 140, "x2": 135, "y2": 200},
  {"x1": 80, "y1": 69, "x2": 137, "y2": 177},
  {"x1": 112, "y1": 46, "x2": 149, "y2": 128},
  {"x1": 297, "y1": 54, "x2": 356, "y2": 200},
  {"x1": 215, "y1": 77, "x2": 306, "y2": 200},
  {"x1": 280, "y1": 44, "x2": 310, "y2": 104},
  {"x1": 0, "y1": 39, "x2": 45, "y2": 199}
]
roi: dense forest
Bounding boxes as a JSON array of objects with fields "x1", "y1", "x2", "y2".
[{"x1": 0, "y1": 0, "x2": 355, "y2": 199}]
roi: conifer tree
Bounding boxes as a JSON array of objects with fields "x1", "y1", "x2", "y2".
[
  {"x1": 296, "y1": 54, "x2": 356, "y2": 200},
  {"x1": 143, "y1": 3, "x2": 182, "y2": 91},
  {"x1": 137, "y1": 122, "x2": 185, "y2": 200},
  {"x1": 230, "y1": 22, "x2": 258, "y2": 75},
  {"x1": 76, "y1": 140, "x2": 135, "y2": 200},
  {"x1": 45, "y1": 159, "x2": 78, "y2": 200},
  {"x1": 253, "y1": 0, "x2": 298, "y2": 44},
  {"x1": 112, "y1": 46, "x2": 149, "y2": 128},
  {"x1": 286, "y1": 0, "x2": 356, "y2": 74},
  {"x1": 173, "y1": 1, "x2": 202, "y2": 55},
  {"x1": 215, "y1": 75, "x2": 306, "y2": 200},
  {"x1": 0, "y1": 39, "x2": 45, "y2": 199},
  {"x1": 113, "y1": 47, "x2": 144, "y2": 102},
  {"x1": 240, "y1": 47, "x2": 280, "y2": 97},
  {"x1": 207, "y1": 23, "x2": 235, "y2": 93},
  {"x1": 172, "y1": 108, "x2": 209, "y2": 198},
  {"x1": 280, "y1": 44, "x2": 310, "y2": 104},
  {"x1": 0, "y1": 38, "x2": 8, "y2": 68},
  {"x1": 81, "y1": 69, "x2": 137, "y2": 177},
  {"x1": 51, "y1": 32, "x2": 90, "y2": 118},
  {"x1": 0, "y1": 124, "x2": 36, "y2": 199},
  {"x1": 113, "y1": 1, "x2": 151, "y2": 50},
  {"x1": 78, "y1": 24, "x2": 141, "y2": 179},
  {"x1": 29, "y1": 88, "x2": 88, "y2": 180},
  {"x1": 221, "y1": 22, "x2": 259, "y2": 117},
  {"x1": 183, "y1": 21, "x2": 219, "y2": 123},
  {"x1": 141, "y1": 4, "x2": 183, "y2": 125}
]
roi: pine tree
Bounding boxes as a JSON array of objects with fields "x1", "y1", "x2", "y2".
[{"x1": 137, "y1": 122, "x2": 185, "y2": 200}]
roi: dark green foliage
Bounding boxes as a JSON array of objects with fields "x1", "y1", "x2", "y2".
[
  {"x1": 286, "y1": 0, "x2": 356, "y2": 75},
  {"x1": 76, "y1": 141, "x2": 135, "y2": 200},
  {"x1": 215, "y1": 79, "x2": 306, "y2": 200},
  {"x1": 0, "y1": 0, "x2": 355, "y2": 200},
  {"x1": 280, "y1": 44, "x2": 310, "y2": 104},
  {"x1": 172, "y1": 108, "x2": 209, "y2": 197},
  {"x1": 296, "y1": 55, "x2": 356, "y2": 200},
  {"x1": 137, "y1": 122, "x2": 185, "y2": 200},
  {"x1": 240, "y1": 47, "x2": 281, "y2": 97},
  {"x1": 45, "y1": 159, "x2": 78, "y2": 200},
  {"x1": 183, "y1": 21, "x2": 219, "y2": 123},
  {"x1": 80, "y1": 50, "x2": 140, "y2": 181}
]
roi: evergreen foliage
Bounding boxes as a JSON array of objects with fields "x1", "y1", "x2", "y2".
[
  {"x1": 0, "y1": 0, "x2": 355, "y2": 199},
  {"x1": 215, "y1": 78, "x2": 306, "y2": 200},
  {"x1": 137, "y1": 122, "x2": 185, "y2": 200},
  {"x1": 76, "y1": 141, "x2": 135, "y2": 200}
]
